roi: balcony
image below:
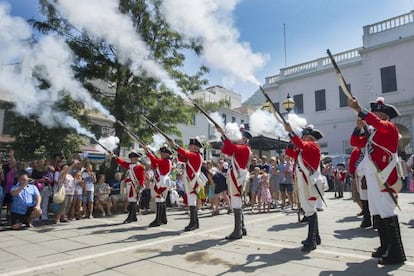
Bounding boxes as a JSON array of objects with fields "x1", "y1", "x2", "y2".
[{"x1": 265, "y1": 48, "x2": 361, "y2": 87}]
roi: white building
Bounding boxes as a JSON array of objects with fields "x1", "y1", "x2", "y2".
[
  {"x1": 262, "y1": 10, "x2": 414, "y2": 157},
  {"x1": 173, "y1": 85, "x2": 253, "y2": 160}
]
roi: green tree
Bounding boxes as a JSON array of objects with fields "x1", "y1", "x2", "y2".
[{"x1": 28, "y1": 0, "x2": 215, "y2": 175}]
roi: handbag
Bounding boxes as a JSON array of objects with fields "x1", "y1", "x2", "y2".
[{"x1": 53, "y1": 185, "x2": 66, "y2": 204}]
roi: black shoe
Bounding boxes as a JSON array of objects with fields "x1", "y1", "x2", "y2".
[
  {"x1": 301, "y1": 243, "x2": 316, "y2": 253},
  {"x1": 225, "y1": 232, "x2": 242, "y2": 240},
  {"x1": 378, "y1": 256, "x2": 406, "y2": 265},
  {"x1": 301, "y1": 235, "x2": 321, "y2": 245},
  {"x1": 360, "y1": 219, "x2": 372, "y2": 228},
  {"x1": 372, "y1": 247, "x2": 387, "y2": 258},
  {"x1": 123, "y1": 219, "x2": 131, "y2": 224}
]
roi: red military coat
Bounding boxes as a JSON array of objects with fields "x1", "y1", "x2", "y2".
[
  {"x1": 177, "y1": 147, "x2": 202, "y2": 194},
  {"x1": 221, "y1": 138, "x2": 251, "y2": 170},
  {"x1": 286, "y1": 134, "x2": 321, "y2": 172},
  {"x1": 147, "y1": 152, "x2": 172, "y2": 180},
  {"x1": 364, "y1": 112, "x2": 399, "y2": 187},
  {"x1": 114, "y1": 157, "x2": 146, "y2": 187}
]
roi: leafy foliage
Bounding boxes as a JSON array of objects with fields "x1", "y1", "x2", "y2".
[{"x1": 5, "y1": 0, "x2": 219, "y2": 173}]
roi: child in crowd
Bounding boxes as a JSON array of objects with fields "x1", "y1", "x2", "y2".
[{"x1": 260, "y1": 173, "x2": 272, "y2": 213}]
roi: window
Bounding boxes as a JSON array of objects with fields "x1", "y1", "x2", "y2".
[
  {"x1": 231, "y1": 116, "x2": 236, "y2": 123},
  {"x1": 191, "y1": 114, "x2": 196, "y2": 125},
  {"x1": 241, "y1": 119, "x2": 244, "y2": 125},
  {"x1": 2, "y1": 109, "x2": 12, "y2": 135},
  {"x1": 381, "y1": 65, "x2": 397, "y2": 93},
  {"x1": 339, "y1": 84, "x2": 350, "y2": 107},
  {"x1": 222, "y1": 114, "x2": 227, "y2": 124},
  {"x1": 293, "y1": 94, "x2": 303, "y2": 114},
  {"x1": 315, "y1": 89, "x2": 326, "y2": 111}
]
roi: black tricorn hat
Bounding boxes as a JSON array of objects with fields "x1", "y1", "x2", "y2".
[
  {"x1": 240, "y1": 124, "x2": 252, "y2": 139},
  {"x1": 241, "y1": 129, "x2": 252, "y2": 139},
  {"x1": 370, "y1": 97, "x2": 400, "y2": 119},
  {"x1": 189, "y1": 137, "x2": 203, "y2": 148},
  {"x1": 160, "y1": 145, "x2": 172, "y2": 155},
  {"x1": 302, "y1": 125, "x2": 324, "y2": 141},
  {"x1": 128, "y1": 150, "x2": 142, "y2": 158}
]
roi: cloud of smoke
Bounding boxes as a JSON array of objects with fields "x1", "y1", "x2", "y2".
[
  {"x1": 0, "y1": 3, "x2": 114, "y2": 138},
  {"x1": 96, "y1": 135, "x2": 120, "y2": 152},
  {"x1": 249, "y1": 108, "x2": 307, "y2": 137},
  {"x1": 160, "y1": 0, "x2": 267, "y2": 86},
  {"x1": 56, "y1": 0, "x2": 181, "y2": 94}
]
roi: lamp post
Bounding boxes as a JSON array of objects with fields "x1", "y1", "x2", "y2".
[
  {"x1": 261, "y1": 101, "x2": 271, "y2": 112},
  {"x1": 282, "y1": 93, "x2": 295, "y2": 113}
]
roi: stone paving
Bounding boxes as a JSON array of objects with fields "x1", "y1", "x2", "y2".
[{"x1": 0, "y1": 192, "x2": 413, "y2": 276}]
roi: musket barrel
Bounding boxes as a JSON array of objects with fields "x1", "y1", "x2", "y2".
[
  {"x1": 326, "y1": 49, "x2": 353, "y2": 100},
  {"x1": 259, "y1": 86, "x2": 287, "y2": 124}
]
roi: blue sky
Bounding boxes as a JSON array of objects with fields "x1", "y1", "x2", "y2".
[{"x1": 2, "y1": 0, "x2": 414, "y2": 101}]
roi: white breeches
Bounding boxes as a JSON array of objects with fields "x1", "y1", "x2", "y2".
[
  {"x1": 187, "y1": 193, "x2": 197, "y2": 206},
  {"x1": 230, "y1": 196, "x2": 242, "y2": 209},
  {"x1": 296, "y1": 173, "x2": 317, "y2": 217},
  {"x1": 361, "y1": 157, "x2": 397, "y2": 218}
]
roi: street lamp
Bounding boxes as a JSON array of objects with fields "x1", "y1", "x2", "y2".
[
  {"x1": 261, "y1": 101, "x2": 272, "y2": 112},
  {"x1": 282, "y1": 93, "x2": 295, "y2": 113}
]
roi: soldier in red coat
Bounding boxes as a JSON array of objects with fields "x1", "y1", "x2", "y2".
[
  {"x1": 217, "y1": 125, "x2": 252, "y2": 240},
  {"x1": 113, "y1": 150, "x2": 146, "y2": 224},
  {"x1": 169, "y1": 137, "x2": 205, "y2": 231},
  {"x1": 349, "y1": 118, "x2": 371, "y2": 228},
  {"x1": 333, "y1": 163, "x2": 347, "y2": 198},
  {"x1": 145, "y1": 145, "x2": 172, "y2": 227},
  {"x1": 348, "y1": 96, "x2": 405, "y2": 265},
  {"x1": 285, "y1": 124, "x2": 324, "y2": 253}
]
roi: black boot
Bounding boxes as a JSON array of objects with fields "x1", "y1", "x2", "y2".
[
  {"x1": 123, "y1": 202, "x2": 131, "y2": 223},
  {"x1": 360, "y1": 200, "x2": 372, "y2": 228},
  {"x1": 378, "y1": 216, "x2": 406, "y2": 265},
  {"x1": 372, "y1": 216, "x2": 388, "y2": 257},
  {"x1": 125, "y1": 202, "x2": 138, "y2": 223},
  {"x1": 314, "y1": 212, "x2": 321, "y2": 245},
  {"x1": 301, "y1": 213, "x2": 317, "y2": 253},
  {"x1": 161, "y1": 202, "x2": 167, "y2": 224},
  {"x1": 241, "y1": 210, "x2": 247, "y2": 236},
  {"x1": 149, "y1": 202, "x2": 161, "y2": 227},
  {"x1": 302, "y1": 213, "x2": 321, "y2": 245},
  {"x1": 130, "y1": 202, "x2": 138, "y2": 222},
  {"x1": 185, "y1": 206, "x2": 198, "y2": 231},
  {"x1": 225, "y1": 208, "x2": 243, "y2": 240},
  {"x1": 372, "y1": 214, "x2": 380, "y2": 230}
]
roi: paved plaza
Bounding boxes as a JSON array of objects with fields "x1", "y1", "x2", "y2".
[{"x1": 0, "y1": 192, "x2": 413, "y2": 276}]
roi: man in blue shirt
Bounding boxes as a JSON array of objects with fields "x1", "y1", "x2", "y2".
[{"x1": 10, "y1": 171, "x2": 42, "y2": 229}]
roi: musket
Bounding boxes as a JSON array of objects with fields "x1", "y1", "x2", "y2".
[
  {"x1": 90, "y1": 137, "x2": 112, "y2": 154},
  {"x1": 327, "y1": 50, "x2": 401, "y2": 210},
  {"x1": 187, "y1": 96, "x2": 227, "y2": 139},
  {"x1": 141, "y1": 115, "x2": 173, "y2": 142},
  {"x1": 188, "y1": 97, "x2": 223, "y2": 130},
  {"x1": 314, "y1": 182, "x2": 328, "y2": 208},
  {"x1": 116, "y1": 120, "x2": 147, "y2": 148},
  {"x1": 259, "y1": 86, "x2": 287, "y2": 124},
  {"x1": 326, "y1": 49, "x2": 353, "y2": 100}
]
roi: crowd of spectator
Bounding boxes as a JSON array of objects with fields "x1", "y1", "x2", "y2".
[{"x1": 1, "y1": 146, "x2": 413, "y2": 230}]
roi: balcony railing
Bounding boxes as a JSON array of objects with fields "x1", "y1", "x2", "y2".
[
  {"x1": 365, "y1": 10, "x2": 414, "y2": 35},
  {"x1": 265, "y1": 48, "x2": 361, "y2": 86}
]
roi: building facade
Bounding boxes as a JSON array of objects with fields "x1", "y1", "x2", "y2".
[
  {"x1": 173, "y1": 85, "x2": 252, "y2": 160},
  {"x1": 262, "y1": 10, "x2": 414, "y2": 157}
]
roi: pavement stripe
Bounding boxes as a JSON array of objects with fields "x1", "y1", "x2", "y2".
[
  {"x1": 0, "y1": 214, "x2": 282, "y2": 276},
  {"x1": 2, "y1": 211, "x2": 412, "y2": 275}
]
